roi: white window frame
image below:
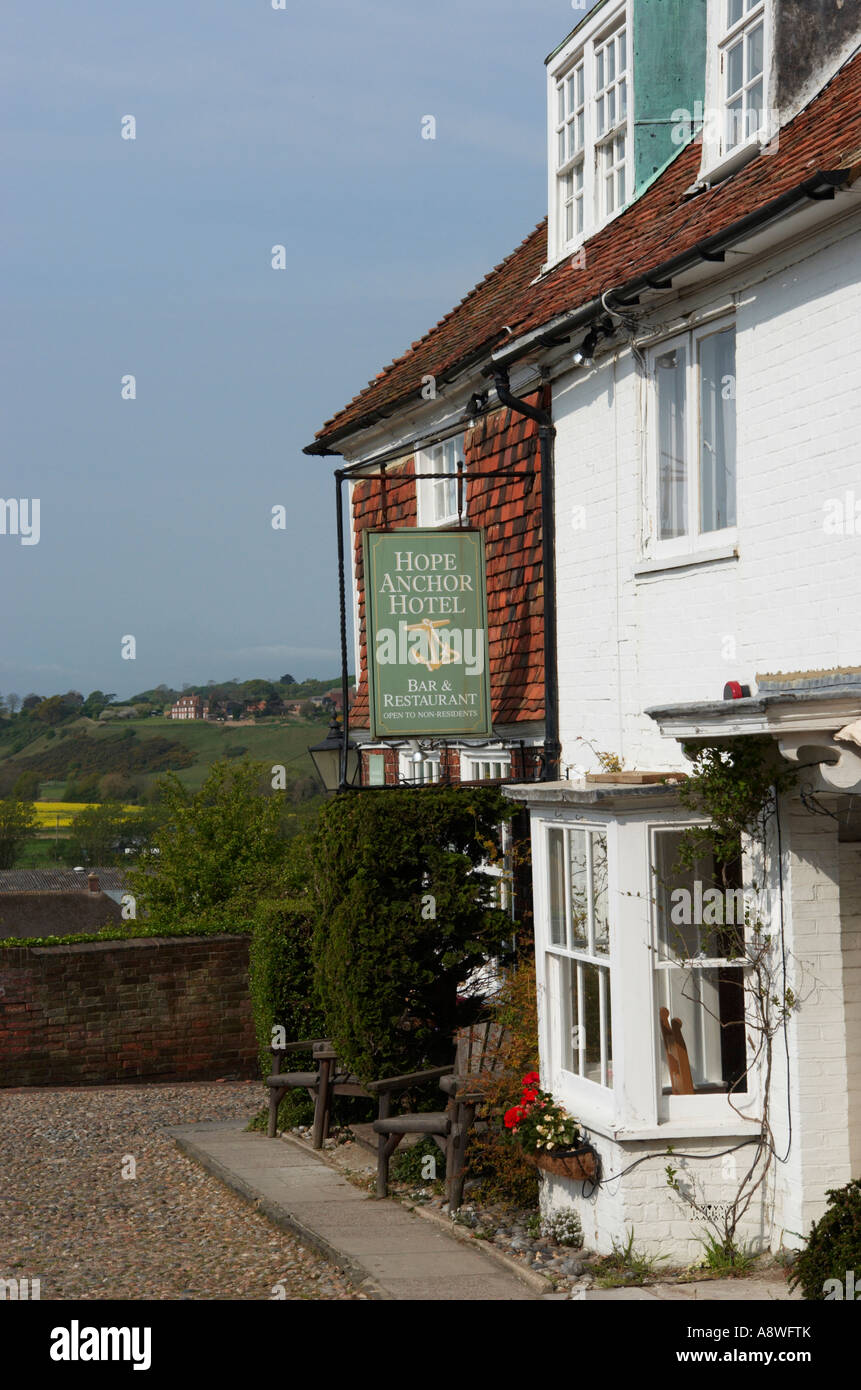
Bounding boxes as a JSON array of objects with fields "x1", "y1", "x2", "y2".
[
  {"x1": 701, "y1": 0, "x2": 773, "y2": 179},
  {"x1": 398, "y1": 750, "x2": 441, "y2": 785},
  {"x1": 460, "y1": 748, "x2": 511, "y2": 783},
  {"x1": 535, "y1": 815, "x2": 617, "y2": 1129},
  {"x1": 644, "y1": 317, "x2": 738, "y2": 563},
  {"x1": 534, "y1": 806, "x2": 763, "y2": 1139},
  {"x1": 416, "y1": 433, "x2": 466, "y2": 529},
  {"x1": 649, "y1": 823, "x2": 760, "y2": 1126},
  {"x1": 546, "y1": 1, "x2": 631, "y2": 267}
]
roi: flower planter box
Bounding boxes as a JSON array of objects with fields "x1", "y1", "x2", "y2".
[{"x1": 524, "y1": 1147, "x2": 597, "y2": 1181}]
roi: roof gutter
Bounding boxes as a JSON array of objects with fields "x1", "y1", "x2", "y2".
[{"x1": 487, "y1": 169, "x2": 849, "y2": 374}]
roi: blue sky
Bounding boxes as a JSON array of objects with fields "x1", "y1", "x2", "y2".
[{"x1": 0, "y1": 0, "x2": 598, "y2": 700}]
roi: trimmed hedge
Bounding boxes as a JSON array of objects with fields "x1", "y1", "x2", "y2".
[
  {"x1": 248, "y1": 893, "x2": 322, "y2": 1078},
  {"x1": 310, "y1": 785, "x2": 516, "y2": 1084}
]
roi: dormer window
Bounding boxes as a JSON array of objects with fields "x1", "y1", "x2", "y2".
[
  {"x1": 720, "y1": 0, "x2": 766, "y2": 153},
  {"x1": 547, "y1": 4, "x2": 630, "y2": 265},
  {"x1": 699, "y1": 0, "x2": 772, "y2": 179},
  {"x1": 595, "y1": 27, "x2": 628, "y2": 217}
]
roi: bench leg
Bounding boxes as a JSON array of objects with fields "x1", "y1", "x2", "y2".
[
  {"x1": 311, "y1": 1058, "x2": 332, "y2": 1150},
  {"x1": 268, "y1": 1086, "x2": 288, "y2": 1138},
  {"x1": 447, "y1": 1101, "x2": 475, "y2": 1213},
  {"x1": 376, "y1": 1135, "x2": 402, "y2": 1199}
]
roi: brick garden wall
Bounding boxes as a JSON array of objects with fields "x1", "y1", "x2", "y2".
[{"x1": 0, "y1": 935, "x2": 257, "y2": 1087}]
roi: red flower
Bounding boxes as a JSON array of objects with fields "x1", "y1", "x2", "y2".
[
  {"x1": 522, "y1": 1072, "x2": 540, "y2": 1086},
  {"x1": 521, "y1": 1088, "x2": 538, "y2": 1104},
  {"x1": 504, "y1": 1107, "x2": 524, "y2": 1130}
]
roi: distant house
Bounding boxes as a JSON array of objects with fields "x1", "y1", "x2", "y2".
[
  {"x1": 170, "y1": 694, "x2": 210, "y2": 721},
  {"x1": 0, "y1": 870, "x2": 126, "y2": 939}
]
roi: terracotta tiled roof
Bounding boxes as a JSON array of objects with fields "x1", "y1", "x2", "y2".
[{"x1": 310, "y1": 51, "x2": 861, "y2": 451}]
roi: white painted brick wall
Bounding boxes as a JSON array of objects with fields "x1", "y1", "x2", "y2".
[
  {"x1": 541, "y1": 218, "x2": 861, "y2": 1261},
  {"x1": 552, "y1": 219, "x2": 861, "y2": 775}
]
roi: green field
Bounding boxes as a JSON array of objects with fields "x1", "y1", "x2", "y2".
[{"x1": 0, "y1": 715, "x2": 326, "y2": 796}]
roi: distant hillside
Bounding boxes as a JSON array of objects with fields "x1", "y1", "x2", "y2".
[{"x1": 0, "y1": 717, "x2": 325, "y2": 799}]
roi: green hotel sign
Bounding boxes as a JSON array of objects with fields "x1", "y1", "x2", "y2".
[{"x1": 363, "y1": 528, "x2": 492, "y2": 739}]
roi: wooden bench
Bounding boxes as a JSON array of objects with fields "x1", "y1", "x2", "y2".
[
  {"x1": 267, "y1": 1038, "x2": 369, "y2": 1148},
  {"x1": 368, "y1": 1021, "x2": 511, "y2": 1211}
]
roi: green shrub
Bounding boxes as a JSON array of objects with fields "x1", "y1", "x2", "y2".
[
  {"x1": 311, "y1": 785, "x2": 516, "y2": 1084},
  {"x1": 248, "y1": 893, "x2": 323, "y2": 1077},
  {"x1": 391, "y1": 1137, "x2": 446, "y2": 1185},
  {"x1": 789, "y1": 1179, "x2": 861, "y2": 1300}
]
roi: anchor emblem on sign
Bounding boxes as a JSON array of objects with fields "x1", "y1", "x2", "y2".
[{"x1": 406, "y1": 619, "x2": 461, "y2": 672}]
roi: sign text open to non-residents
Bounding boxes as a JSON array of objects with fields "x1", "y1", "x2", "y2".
[{"x1": 363, "y1": 529, "x2": 492, "y2": 738}]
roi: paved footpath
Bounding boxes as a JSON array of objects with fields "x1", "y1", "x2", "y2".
[
  {"x1": 172, "y1": 1122, "x2": 797, "y2": 1303},
  {"x1": 170, "y1": 1121, "x2": 535, "y2": 1300}
]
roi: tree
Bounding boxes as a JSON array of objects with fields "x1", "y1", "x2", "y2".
[
  {"x1": 83, "y1": 691, "x2": 114, "y2": 720},
  {"x1": 0, "y1": 798, "x2": 37, "y2": 870},
  {"x1": 12, "y1": 771, "x2": 41, "y2": 800},
  {"x1": 22, "y1": 694, "x2": 43, "y2": 712},
  {"x1": 61, "y1": 802, "x2": 136, "y2": 866},
  {"x1": 5, "y1": 693, "x2": 20, "y2": 714},
  {"x1": 126, "y1": 760, "x2": 286, "y2": 929},
  {"x1": 32, "y1": 695, "x2": 67, "y2": 726},
  {"x1": 279, "y1": 673, "x2": 297, "y2": 685}
]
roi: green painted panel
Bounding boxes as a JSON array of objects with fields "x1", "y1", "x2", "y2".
[
  {"x1": 633, "y1": 0, "x2": 707, "y2": 190},
  {"x1": 363, "y1": 529, "x2": 492, "y2": 739}
]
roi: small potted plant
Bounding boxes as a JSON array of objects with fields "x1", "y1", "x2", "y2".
[{"x1": 504, "y1": 1072, "x2": 598, "y2": 1180}]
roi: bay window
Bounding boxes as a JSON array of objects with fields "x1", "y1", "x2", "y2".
[{"x1": 532, "y1": 797, "x2": 762, "y2": 1139}]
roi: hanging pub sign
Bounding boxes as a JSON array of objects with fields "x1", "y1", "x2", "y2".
[{"x1": 363, "y1": 528, "x2": 492, "y2": 739}]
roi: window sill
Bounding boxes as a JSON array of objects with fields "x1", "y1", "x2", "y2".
[
  {"x1": 583, "y1": 1115, "x2": 761, "y2": 1144},
  {"x1": 634, "y1": 544, "x2": 738, "y2": 579}
]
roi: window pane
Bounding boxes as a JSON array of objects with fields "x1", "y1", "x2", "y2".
[
  {"x1": 569, "y1": 828, "x2": 589, "y2": 950},
  {"x1": 607, "y1": 43, "x2": 615, "y2": 83},
  {"x1": 557, "y1": 84, "x2": 565, "y2": 124},
  {"x1": 619, "y1": 30, "x2": 626, "y2": 70},
  {"x1": 726, "y1": 95, "x2": 744, "y2": 149},
  {"x1": 657, "y1": 965, "x2": 747, "y2": 1094},
  {"x1": 727, "y1": 40, "x2": 744, "y2": 97},
  {"x1": 576, "y1": 111, "x2": 584, "y2": 149},
  {"x1": 548, "y1": 828, "x2": 566, "y2": 946},
  {"x1": 728, "y1": 0, "x2": 743, "y2": 25},
  {"x1": 607, "y1": 87, "x2": 616, "y2": 126},
  {"x1": 576, "y1": 65, "x2": 584, "y2": 105},
  {"x1": 573, "y1": 962, "x2": 606, "y2": 1085},
  {"x1": 699, "y1": 329, "x2": 737, "y2": 532},
  {"x1": 596, "y1": 50, "x2": 604, "y2": 89},
  {"x1": 656, "y1": 346, "x2": 687, "y2": 539},
  {"x1": 617, "y1": 165, "x2": 626, "y2": 208},
  {"x1": 748, "y1": 22, "x2": 764, "y2": 78},
  {"x1": 746, "y1": 79, "x2": 763, "y2": 137},
  {"x1": 596, "y1": 94, "x2": 605, "y2": 135},
  {"x1": 592, "y1": 832, "x2": 610, "y2": 955},
  {"x1": 619, "y1": 76, "x2": 627, "y2": 119},
  {"x1": 558, "y1": 130, "x2": 566, "y2": 167}
]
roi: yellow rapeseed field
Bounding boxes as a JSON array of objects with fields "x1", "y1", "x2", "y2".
[{"x1": 33, "y1": 802, "x2": 140, "y2": 827}]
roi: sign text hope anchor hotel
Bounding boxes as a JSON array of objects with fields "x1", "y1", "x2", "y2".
[{"x1": 363, "y1": 529, "x2": 492, "y2": 739}]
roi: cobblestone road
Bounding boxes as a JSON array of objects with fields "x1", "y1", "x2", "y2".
[{"x1": 0, "y1": 1081, "x2": 362, "y2": 1300}]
